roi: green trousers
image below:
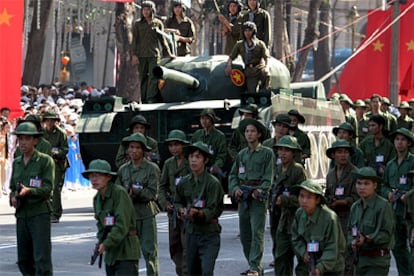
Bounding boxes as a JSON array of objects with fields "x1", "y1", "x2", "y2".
[
  {"x1": 355, "y1": 255, "x2": 390, "y2": 276},
  {"x1": 136, "y1": 216, "x2": 159, "y2": 276},
  {"x1": 138, "y1": 57, "x2": 160, "y2": 103},
  {"x1": 274, "y1": 231, "x2": 294, "y2": 276},
  {"x1": 238, "y1": 198, "x2": 267, "y2": 273},
  {"x1": 106, "y1": 260, "x2": 139, "y2": 275},
  {"x1": 168, "y1": 215, "x2": 187, "y2": 276},
  {"x1": 17, "y1": 213, "x2": 53, "y2": 275},
  {"x1": 186, "y1": 231, "x2": 220, "y2": 276},
  {"x1": 51, "y1": 167, "x2": 65, "y2": 220},
  {"x1": 392, "y1": 216, "x2": 410, "y2": 276}
]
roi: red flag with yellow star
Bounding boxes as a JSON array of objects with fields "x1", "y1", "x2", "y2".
[
  {"x1": 330, "y1": 1, "x2": 414, "y2": 101},
  {"x1": 0, "y1": 0, "x2": 24, "y2": 119}
]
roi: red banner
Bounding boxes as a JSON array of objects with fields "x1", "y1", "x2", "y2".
[
  {"x1": 330, "y1": 1, "x2": 414, "y2": 102},
  {"x1": 0, "y1": 0, "x2": 24, "y2": 119}
]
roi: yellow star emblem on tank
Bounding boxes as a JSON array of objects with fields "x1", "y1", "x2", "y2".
[{"x1": 230, "y1": 69, "x2": 245, "y2": 86}]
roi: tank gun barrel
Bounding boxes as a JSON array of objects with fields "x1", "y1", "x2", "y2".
[{"x1": 153, "y1": 66, "x2": 200, "y2": 89}]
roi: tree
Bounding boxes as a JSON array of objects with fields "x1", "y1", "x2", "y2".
[
  {"x1": 313, "y1": 0, "x2": 330, "y2": 91},
  {"x1": 22, "y1": 0, "x2": 53, "y2": 86},
  {"x1": 273, "y1": 0, "x2": 294, "y2": 73}
]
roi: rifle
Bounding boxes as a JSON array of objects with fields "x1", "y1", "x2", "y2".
[
  {"x1": 90, "y1": 226, "x2": 111, "y2": 268},
  {"x1": 240, "y1": 186, "x2": 268, "y2": 209},
  {"x1": 351, "y1": 226, "x2": 359, "y2": 265},
  {"x1": 308, "y1": 252, "x2": 316, "y2": 276},
  {"x1": 269, "y1": 183, "x2": 284, "y2": 212},
  {"x1": 393, "y1": 189, "x2": 406, "y2": 210},
  {"x1": 14, "y1": 183, "x2": 23, "y2": 210},
  {"x1": 169, "y1": 196, "x2": 177, "y2": 230},
  {"x1": 213, "y1": 0, "x2": 233, "y2": 32}
]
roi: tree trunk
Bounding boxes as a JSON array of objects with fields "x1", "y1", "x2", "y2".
[
  {"x1": 314, "y1": 0, "x2": 330, "y2": 92},
  {"x1": 22, "y1": 0, "x2": 53, "y2": 86},
  {"x1": 114, "y1": 3, "x2": 139, "y2": 102},
  {"x1": 292, "y1": 0, "x2": 322, "y2": 82},
  {"x1": 273, "y1": 0, "x2": 294, "y2": 73}
]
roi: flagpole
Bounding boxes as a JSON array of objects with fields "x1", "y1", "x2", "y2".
[{"x1": 389, "y1": 1, "x2": 400, "y2": 105}]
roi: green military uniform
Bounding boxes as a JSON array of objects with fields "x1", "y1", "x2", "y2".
[
  {"x1": 224, "y1": 13, "x2": 243, "y2": 55},
  {"x1": 174, "y1": 169, "x2": 224, "y2": 275},
  {"x1": 158, "y1": 131, "x2": 191, "y2": 276},
  {"x1": 115, "y1": 135, "x2": 159, "y2": 168},
  {"x1": 14, "y1": 136, "x2": 51, "y2": 157},
  {"x1": 272, "y1": 160, "x2": 306, "y2": 276},
  {"x1": 404, "y1": 189, "x2": 414, "y2": 274},
  {"x1": 229, "y1": 38, "x2": 270, "y2": 93},
  {"x1": 241, "y1": 7, "x2": 271, "y2": 48},
  {"x1": 359, "y1": 135, "x2": 396, "y2": 175},
  {"x1": 131, "y1": 8, "x2": 172, "y2": 103},
  {"x1": 382, "y1": 150, "x2": 414, "y2": 276},
  {"x1": 165, "y1": 15, "x2": 195, "y2": 56},
  {"x1": 397, "y1": 116, "x2": 413, "y2": 130},
  {"x1": 348, "y1": 193, "x2": 394, "y2": 275},
  {"x1": 191, "y1": 127, "x2": 227, "y2": 170},
  {"x1": 357, "y1": 117, "x2": 369, "y2": 145},
  {"x1": 364, "y1": 111, "x2": 397, "y2": 135},
  {"x1": 290, "y1": 128, "x2": 310, "y2": 165},
  {"x1": 10, "y1": 122, "x2": 55, "y2": 276},
  {"x1": 93, "y1": 182, "x2": 140, "y2": 274},
  {"x1": 229, "y1": 143, "x2": 274, "y2": 273},
  {"x1": 116, "y1": 157, "x2": 160, "y2": 276},
  {"x1": 43, "y1": 122, "x2": 68, "y2": 222},
  {"x1": 291, "y1": 181, "x2": 346, "y2": 276}
]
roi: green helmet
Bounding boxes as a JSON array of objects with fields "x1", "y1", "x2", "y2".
[
  {"x1": 82, "y1": 159, "x2": 117, "y2": 179},
  {"x1": 165, "y1": 129, "x2": 190, "y2": 144},
  {"x1": 122, "y1": 132, "x2": 151, "y2": 151},
  {"x1": 332, "y1": 122, "x2": 355, "y2": 137},
  {"x1": 274, "y1": 135, "x2": 302, "y2": 152},
  {"x1": 326, "y1": 139, "x2": 354, "y2": 159},
  {"x1": 12, "y1": 122, "x2": 43, "y2": 137},
  {"x1": 185, "y1": 141, "x2": 212, "y2": 159},
  {"x1": 129, "y1": 114, "x2": 151, "y2": 131},
  {"x1": 42, "y1": 110, "x2": 60, "y2": 121}
]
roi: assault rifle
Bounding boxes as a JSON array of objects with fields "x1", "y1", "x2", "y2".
[
  {"x1": 90, "y1": 226, "x2": 111, "y2": 269},
  {"x1": 308, "y1": 251, "x2": 316, "y2": 276},
  {"x1": 393, "y1": 189, "x2": 406, "y2": 210},
  {"x1": 240, "y1": 186, "x2": 268, "y2": 210}
]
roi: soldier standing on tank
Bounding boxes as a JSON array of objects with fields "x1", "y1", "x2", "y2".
[
  {"x1": 325, "y1": 140, "x2": 358, "y2": 276},
  {"x1": 131, "y1": 1, "x2": 175, "y2": 103},
  {"x1": 174, "y1": 141, "x2": 224, "y2": 275},
  {"x1": 348, "y1": 167, "x2": 394, "y2": 275},
  {"x1": 271, "y1": 135, "x2": 306, "y2": 276},
  {"x1": 241, "y1": 0, "x2": 271, "y2": 49},
  {"x1": 291, "y1": 180, "x2": 346, "y2": 276},
  {"x1": 165, "y1": 0, "x2": 195, "y2": 57},
  {"x1": 83, "y1": 159, "x2": 140, "y2": 275},
  {"x1": 288, "y1": 109, "x2": 311, "y2": 165},
  {"x1": 225, "y1": 21, "x2": 270, "y2": 93},
  {"x1": 359, "y1": 114, "x2": 395, "y2": 176},
  {"x1": 115, "y1": 114, "x2": 159, "y2": 168},
  {"x1": 9, "y1": 122, "x2": 55, "y2": 275},
  {"x1": 191, "y1": 108, "x2": 227, "y2": 178},
  {"x1": 115, "y1": 132, "x2": 160, "y2": 276},
  {"x1": 219, "y1": 0, "x2": 244, "y2": 55},
  {"x1": 158, "y1": 130, "x2": 191, "y2": 276},
  {"x1": 381, "y1": 128, "x2": 414, "y2": 276},
  {"x1": 229, "y1": 118, "x2": 274, "y2": 276},
  {"x1": 42, "y1": 110, "x2": 68, "y2": 223}
]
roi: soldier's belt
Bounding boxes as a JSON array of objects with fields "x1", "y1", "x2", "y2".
[
  {"x1": 359, "y1": 249, "x2": 389, "y2": 257},
  {"x1": 240, "y1": 180, "x2": 261, "y2": 186}
]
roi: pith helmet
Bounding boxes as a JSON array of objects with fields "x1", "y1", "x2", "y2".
[
  {"x1": 381, "y1": 97, "x2": 391, "y2": 105},
  {"x1": 391, "y1": 128, "x2": 414, "y2": 145},
  {"x1": 185, "y1": 141, "x2": 212, "y2": 159},
  {"x1": 122, "y1": 132, "x2": 152, "y2": 151},
  {"x1": 198, "y1": 108, "x2": 221, "y2": 123},
  {"x1": 352, "y1": 99, "x2": 367, "y2": 108},
  {"x1": 42, "y1": 110, "x2": 60, "y2": 122},
  {"x1": 271, "y1": 113, "x2": 293, "y2": 128},
  {"x1": 142, "y1": 1, "x2": 156, "y2": 14},
  {"x1": 164, "y1": 129, "x2": 190, "y2": 144},
  {"x1": 398, "y1": 101, "x2": 412, "y2": 110},
  {"x1": 129, "y1": 114, "x2": 151, "y2": 130},
  {"x1": 23, "y1": 114, "x2": 42, "y2": 130},
  {"x1": 294, "y1": 180, "x2": 326, "y2": 203},
  {"x1": 239, "y1": 118, "x2": 267, "y2": 141},
  {"x1": 12, "y1": 122, "x2": 43, "y2": 137},
  {"x1": 352, "y1": 167, "x2": 382, "y2": 184},
  {"x1": 332, "y1": 122, "x2": 355, "y2": 137},
  {"x1": 82, "y1": 159, "x2": 117, "y2": 179},
  {"x1": 274, "y1": 135, "x2": 302, "y2": 152},
  {"x1": 339, "y1": 94, "x2": 353, "y2": 105},
  {"x1": 239, "y1": 103, "x2": 259, "y2": 116},
  {"x1": 326, "y1": 139, "x2": 354, "y2": 159},
  {"x1": 242, "y1": 21, "x2": 257, "y2": 35},
  {"x1": 288, "y1": 109, "x2": 305, "y2": 124}
]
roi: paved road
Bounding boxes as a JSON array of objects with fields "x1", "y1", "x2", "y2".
[{"x1": 0, "y1": 189, "x2": 399, "y2": 275}]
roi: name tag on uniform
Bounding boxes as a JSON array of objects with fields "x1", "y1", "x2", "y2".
[
  {"x1": 239, "y1": 164, "x2": 246, "y2": 174},
  {"x1": 208, "y1": 145, "x2": 215, "y2": 155},
  {"x1": 104, "y1": 215, "x2": 115, "y2": 226},
  {"x1": 175, "y1": 176, "x2": 182, "y2": 186},
  {"x1": 283, "y1": 188, "x2": 290, "y2": 196},
  {"x1": 335, "y1": 185, "x2": 345, "y2": 196},
  {"x1": 399, "y1": 176, "x2": 407, "y2": 185},
  {"x1": 276, "y1": 158, "x2": 282, "y2": 165},
  {"x1": 132, "y1": 182, "x2": 143, "y2": 190},
  {"x1": 362, "y1": 127, "x2": 368, "y2": 133},
  {"x1": 352, "y1": 226, "x2": 358, "y2": 237},
  {"x1": 307, "y1": 241, "x2": 319, "y2": 252},
  {"x1": 193, "y1": 198, "x2": 205, "y2": 208},
  {"x1": 29, "y1": 177, "x2": 42, "y2": 188},
  {"x1": 376, "y1": 155, "x2": 384, "y2": 163}
]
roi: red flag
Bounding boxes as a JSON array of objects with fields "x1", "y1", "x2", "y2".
[
  {"x1": 0, "y1": 0, "x2": 24, "y2": 119},
  {"x1": 99, "y1": 0, "x2": 133, "y2": 2},
  {"x1": 330, "y1": 1, "x2": 414, "y2": 102}
]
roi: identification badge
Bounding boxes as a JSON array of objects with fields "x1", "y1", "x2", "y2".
[
  {"x1": 276, "y1": 158, "x2": 282, "y2": 165},
  {"x1": 335, "y1": 186, "x2": 345, "y2": 196},
  {"x1": 29, "y1": 177, "x2": 42, "y2": 188},
  {"x1": 208, "y1": 145, "x2": 214, "y2": 155},
  {"x1": 283, "y1": 188, "x2": 290, "y2": 196},
  {"x1": 193, "y1": 198, "x2": 205, "y2": 208},
  {"x1": 239, "y1": 164, "x2": 245, "y2": 174},
  {"x1": 104, "y1": 215, "x2": 115, "y2": 226},
  {"x1": 132, "y1": 182, "x2": 143, "y2": 190},
  {"x1": 352, "y1": 226, "x2": 358, "y2": 237},
  {"x1": 175, "y1": 176, "x2": 182, "y2": 186},
  {"x1": 307, "y1": 241, "x2": 319, "y2": 252},
  {"x1": 376, "y1": 155, "x2": 384, "y2": 163},
  {"x1": 399, "y1": 176, "x2": 407, "y2": 185},
  {"x1": 362, "y1": 127, "x2": 369, "y2": 133}
]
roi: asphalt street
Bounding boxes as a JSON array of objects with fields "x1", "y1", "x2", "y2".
[{"x1": 0, "y1": 189, "x2": 398, "y2": 275}]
